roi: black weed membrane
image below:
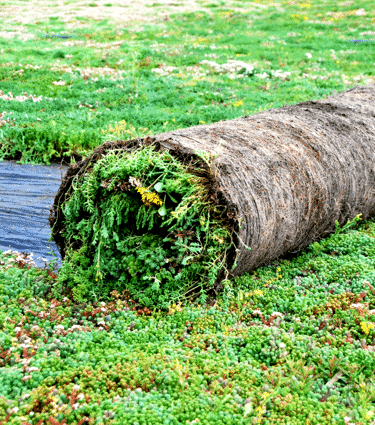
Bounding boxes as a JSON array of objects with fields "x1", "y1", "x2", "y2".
[
  {"x1": 50, "y1": 83, "x2": 375, "y2": 309},
  {"x1": 0, "y1": 160, "x2": 68, "y2": 269}
]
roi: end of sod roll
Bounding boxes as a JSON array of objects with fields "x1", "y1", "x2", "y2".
[{"x1": 51, "y1": 143, "x2": 238, "y2": 309}]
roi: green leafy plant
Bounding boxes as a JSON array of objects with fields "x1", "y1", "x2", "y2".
[{"x1": 55, "y1": 144, "x2": 235, "y2": 308}]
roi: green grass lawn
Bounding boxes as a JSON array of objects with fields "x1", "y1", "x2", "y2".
[{"x1": 1, "y1": 0, "x2": 375, "y2": 423}]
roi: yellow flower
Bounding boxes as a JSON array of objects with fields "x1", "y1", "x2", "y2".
[
  {"x1": 135, "y1": 187, "x2": 163, "y2": 206},
  {"x1": 256, "y1": 406, "x2": 265, "y2": 415},
  {"x1": 168, "y1": 302, "x2": 183, "y2": 315},
  {"x1": 136, "y1": 187, "x2": 147, "y2": 195},
  {"x1": 361, "y1": 321, "x2": 375, "y2": 335}
]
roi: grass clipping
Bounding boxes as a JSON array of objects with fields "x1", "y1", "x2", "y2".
[{"x1": 53, "y1": 144, "x2": 235, "y2": 309}]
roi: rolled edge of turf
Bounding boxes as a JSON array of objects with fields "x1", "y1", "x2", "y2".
[{"x1": 50, "y1": 82, "x2": 375, "y2": 289}]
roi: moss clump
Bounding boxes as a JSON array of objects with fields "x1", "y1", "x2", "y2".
[{"x1": 53, "y1": 144, "x2": 234, "y2": 309}]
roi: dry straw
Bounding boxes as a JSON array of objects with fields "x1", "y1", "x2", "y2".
[{"x1": 50, "y1": 83, "x2": 375, "y2": 281}]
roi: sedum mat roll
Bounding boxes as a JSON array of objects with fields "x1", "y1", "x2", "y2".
[{"x1": 49, "y1": 83, "x2": 375, "y2": 305}]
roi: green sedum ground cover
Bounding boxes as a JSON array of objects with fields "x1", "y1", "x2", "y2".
[
  {"x1": 1, "y1": 0, "x2": 375, "y2": 423},
  {"x1": 0, "y1": 0, "x2": 374, "y2": 165},
  {"x1": 1, "y1": 215, "x2": 375, "y2": 424}
]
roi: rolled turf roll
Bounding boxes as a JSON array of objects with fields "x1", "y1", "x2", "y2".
[{"x1": 49, "y1": 83, "x2": 375, "y2": 308}]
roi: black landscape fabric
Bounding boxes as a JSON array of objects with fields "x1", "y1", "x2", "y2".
[
  {"x1": 50, "y1": 83, "x2": 375, "y2": 279},
  {"x1": 0, "y1": 160, "x2": 68, "y2": 268}
]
